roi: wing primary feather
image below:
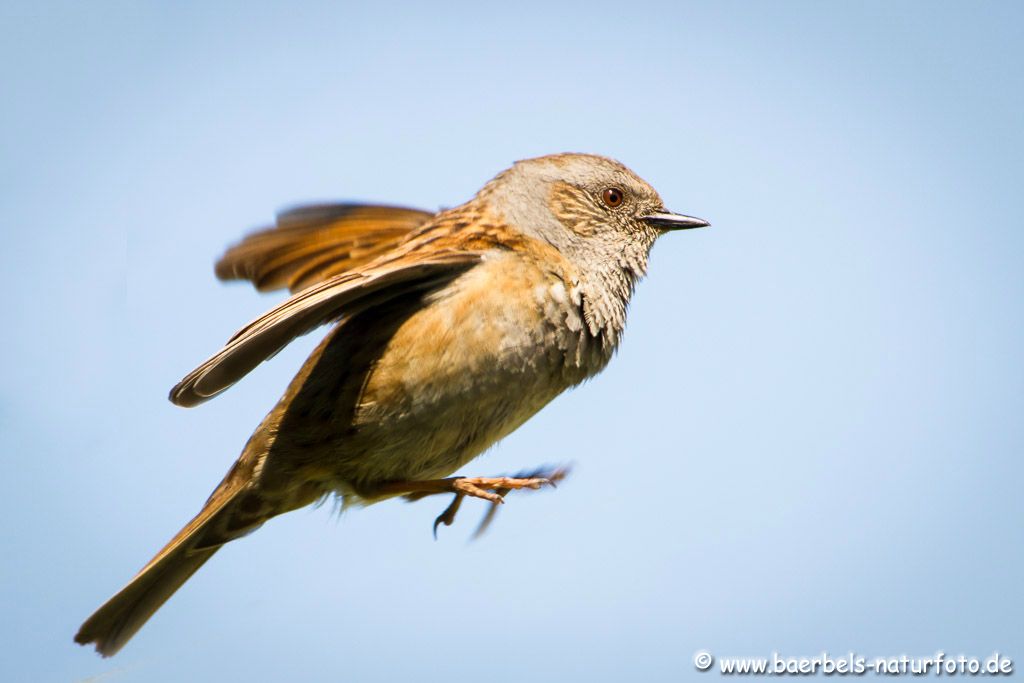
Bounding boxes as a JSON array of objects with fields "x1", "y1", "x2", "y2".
[{"x1": 169, "y1": 251, "x2": 481, "y2": 407}]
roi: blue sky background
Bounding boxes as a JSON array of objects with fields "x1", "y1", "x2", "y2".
[{"x1": 2, "y1": 2, "x2": 1022, "y2": 681}]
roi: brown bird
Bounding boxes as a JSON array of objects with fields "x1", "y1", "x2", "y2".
[{"x1": 75, "y1": 153, "x2": 708, "y2": 656}]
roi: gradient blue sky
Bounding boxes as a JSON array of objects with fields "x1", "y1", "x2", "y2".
[{"x1": 2, "y1": 2, "x2": 1022, "y2": 681}]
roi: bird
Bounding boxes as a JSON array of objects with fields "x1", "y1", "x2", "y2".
[{"x1": 74, "y1": 152, "x2": 708, "y2": 656}]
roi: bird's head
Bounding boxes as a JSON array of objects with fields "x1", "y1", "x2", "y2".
[
  {"x1": 476, "y1": 153, "x2": 708, "y2": 347},
  {"x1": 479, "y1": 153, "x2": 708, "y2": 272}
]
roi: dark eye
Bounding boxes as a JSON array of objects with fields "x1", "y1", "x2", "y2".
[{"x1": 602, "y1": 187, "x2": 625, "y2": 208}]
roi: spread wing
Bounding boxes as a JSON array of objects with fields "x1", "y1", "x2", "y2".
[
  {"x1": 215, "y1": 203, "x2": 435, "y2": 293},
  {"x1": 170, "y1": 248, "x2": 482, "y2": 407}
]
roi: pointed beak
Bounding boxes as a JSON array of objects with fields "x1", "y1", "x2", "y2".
[{"x1": 642, "y1": 211, "x2": 710, "y2": 231}]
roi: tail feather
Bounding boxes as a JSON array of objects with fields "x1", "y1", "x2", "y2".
[
  {"x1": 75, "y1": 471, "x2": 254, "y2": 657},
  {"x1": 74, "y1": 544, "x2": 219, "y2": 657}
]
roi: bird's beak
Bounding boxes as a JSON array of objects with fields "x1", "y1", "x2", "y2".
[{"x1": 642, "y1": 211, "x2": 710, "y2": 231}]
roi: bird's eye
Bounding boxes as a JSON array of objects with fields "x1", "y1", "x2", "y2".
[{"x1": 602, "y1": 187, "x2": 625, "y2": 208}]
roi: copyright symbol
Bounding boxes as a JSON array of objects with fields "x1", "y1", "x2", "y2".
[{"x1": 694, "y1": 650, "x2": 714, "y2": 671}]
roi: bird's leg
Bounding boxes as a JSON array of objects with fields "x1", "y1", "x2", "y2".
[
  {"x1": 379, "y1": 466, "x2": 570, "y2": 536},
  {"x1": 382, "y1": 474, "x2": 552, "y2": 502}
]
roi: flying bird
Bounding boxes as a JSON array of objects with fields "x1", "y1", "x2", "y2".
[{"x1": 75, "y1": 153, "x2": 708, "y2": 656}]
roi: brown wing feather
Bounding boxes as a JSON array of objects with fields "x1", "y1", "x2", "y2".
[
  {"x1": 170, "y1": 249, "x2": 482, "y2": 407},
  {"x1": 215, "y1": 203, "x2": 435, "y2": 293}
]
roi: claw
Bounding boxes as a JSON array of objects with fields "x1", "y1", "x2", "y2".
[
  {"x1": 471, "y1": 496, "x2": 506, "y2": 540},
  {"x1": 432, "y1": 493, "x2": 465, "y2": 539}
]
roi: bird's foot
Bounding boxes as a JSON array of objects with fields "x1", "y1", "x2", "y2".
[
  {"x1": 451, "y1": 475, "x2": 552, "y2": 503},
  {"x1": 430, "y1": 466, "x2": 570, "y2": 538},
  {"x1": 385, "y1": 466, "x2": 570, "y2": 537}
]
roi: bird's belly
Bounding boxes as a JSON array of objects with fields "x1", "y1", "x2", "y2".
[{"x1": 334, "y1": 255, "x2": 591, "y2": 490}]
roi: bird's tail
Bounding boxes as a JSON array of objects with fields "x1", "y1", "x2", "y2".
[
  {"x1": 75, "y1": 462, "x2": 260, "y2": 657},
  {"x1": 74, "y1": 541, "x2": 220, "y2": 657}
]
